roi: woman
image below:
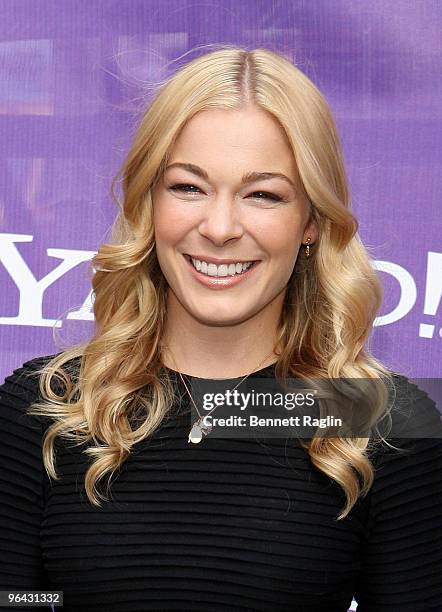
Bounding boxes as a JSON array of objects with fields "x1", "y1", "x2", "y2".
[{"x1": 1, "y1": 46, "x2": 441, "y2": 612}]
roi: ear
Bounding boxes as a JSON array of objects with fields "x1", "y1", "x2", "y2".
[{"x1": 303, "y1": 218, "x2": 319, "y2": 245}]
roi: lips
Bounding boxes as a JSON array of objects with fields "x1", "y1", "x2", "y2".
[
  {"x1": 182, "y1": 253, "x2": 260, "y2": 289},
  {"x1": 184, "y1": 253, "x2": 258, "y2": 265}
]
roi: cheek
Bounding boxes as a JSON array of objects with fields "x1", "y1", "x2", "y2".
[
  {"x1": 252, "y1": 211, "x2": 302, "y2": 261},
  {"x1": 153, "y1": 199, "x2": 195, "y2": 246}
]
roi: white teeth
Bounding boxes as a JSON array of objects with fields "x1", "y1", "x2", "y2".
[
  {"x1": 207, "y1": 263, "x2": 218, "y2": 276},
  {"x1": 190, "y1": 257, "x2": 254, "y2": 277}
]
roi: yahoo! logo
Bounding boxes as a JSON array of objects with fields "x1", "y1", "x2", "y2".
[
  {"x1": 0, "y1": 233, "x2": 441, "y2": 338},
  {"x1": 0, "y1": 233, "x2": 95, "y2": 328},
  {"x1": 373, "y1": 257, "x2": 441, "y2": 339}
]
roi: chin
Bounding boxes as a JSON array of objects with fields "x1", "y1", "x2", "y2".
[{"x1": 188, "y1": 304, "x2": 258, "y2": 327}]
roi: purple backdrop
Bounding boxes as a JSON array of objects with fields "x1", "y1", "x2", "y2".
[
  {"x1": 0, "y1": 2, "x2": 441, "y2": 610},
  {"x1": 1, "y1": 1, "x2": 441, "y2": 382}
]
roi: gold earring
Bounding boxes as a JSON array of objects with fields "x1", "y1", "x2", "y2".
[{"x1": 305, "y1": 236, "x2": 311, "y2": 258}]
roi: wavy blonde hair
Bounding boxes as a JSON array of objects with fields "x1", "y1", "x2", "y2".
[{"x1": 28, "y1": 45, "x2": 396, "y2": 520}]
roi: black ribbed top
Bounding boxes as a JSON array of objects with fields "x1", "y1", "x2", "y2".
[{"x1": 1, "y1": 355, "x2": 442, "y2": 612}]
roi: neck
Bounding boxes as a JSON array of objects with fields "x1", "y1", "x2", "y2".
[{"x1": 161, "y1": 291, "x2": 283, "y2": 378}]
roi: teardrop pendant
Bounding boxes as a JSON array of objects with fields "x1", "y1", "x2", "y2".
[
  {"x1": 188, "y1": 422, "x2": 203, "y2": 444},
  {"x1": 188, "y1": 417, "x2": 213, "y2": 444}
]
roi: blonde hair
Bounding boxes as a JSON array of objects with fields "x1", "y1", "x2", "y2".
[{"x1": 27, "y1": 45, "x2": 395, "y2": 520}]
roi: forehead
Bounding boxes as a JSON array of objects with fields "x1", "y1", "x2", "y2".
[{"x1": 169, "y1": 107, "x2": 298, "y2": 179}]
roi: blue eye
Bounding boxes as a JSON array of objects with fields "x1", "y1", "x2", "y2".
[{"x1": 169, "y1": 183, "x2": 285, "y2": 203}]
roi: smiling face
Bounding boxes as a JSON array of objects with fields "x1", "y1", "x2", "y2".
[{"x1": 152, "y1": 105, "x2": 318, "y2": 328}]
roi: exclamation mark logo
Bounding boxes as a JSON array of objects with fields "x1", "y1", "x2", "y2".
[{"x1": 419, "y1": 251, "x2": 442, "y2": 339}]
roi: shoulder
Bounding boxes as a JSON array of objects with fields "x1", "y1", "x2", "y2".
[
  {"x1": 380, "y1": 372, "x2": 442, "y2": 442},
  {"x1": 0, "y1": 352, "x2": 63, "y2": 432},
  {"x1": 369, "y1": 373, "x2": 442, "y2": 495},
  {"x1": 0, "y1": 355, "x2": 68, "y2": 524},
  {"x1": 1, "y1": 352, "x2": 61, "y2": 395}
]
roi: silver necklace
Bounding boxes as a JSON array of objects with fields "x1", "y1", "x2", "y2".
[{"x1": 164, "y1": 348, "x2": 276, "y2": 444}]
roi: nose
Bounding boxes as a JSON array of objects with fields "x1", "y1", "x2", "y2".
[{"x1": 197, "y1": 196, "x2": 244, "y2": 246}]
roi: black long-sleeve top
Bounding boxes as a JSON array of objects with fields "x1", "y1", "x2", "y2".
[{"x1": 0, "y1": 354, "x2": 442, "y2": 612}]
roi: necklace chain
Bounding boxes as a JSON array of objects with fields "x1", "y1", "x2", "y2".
[{"x1": 163, "y1": 346, "x2": 276, "y2": 444}]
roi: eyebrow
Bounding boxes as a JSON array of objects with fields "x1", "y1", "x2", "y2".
[{"x1": 165, "y1": 162, "x2": 297, "y2": 190}]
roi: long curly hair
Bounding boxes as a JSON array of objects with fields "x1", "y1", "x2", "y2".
[{"x1": 27, "y1": 45, "x2": 396, "y2": 520}]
